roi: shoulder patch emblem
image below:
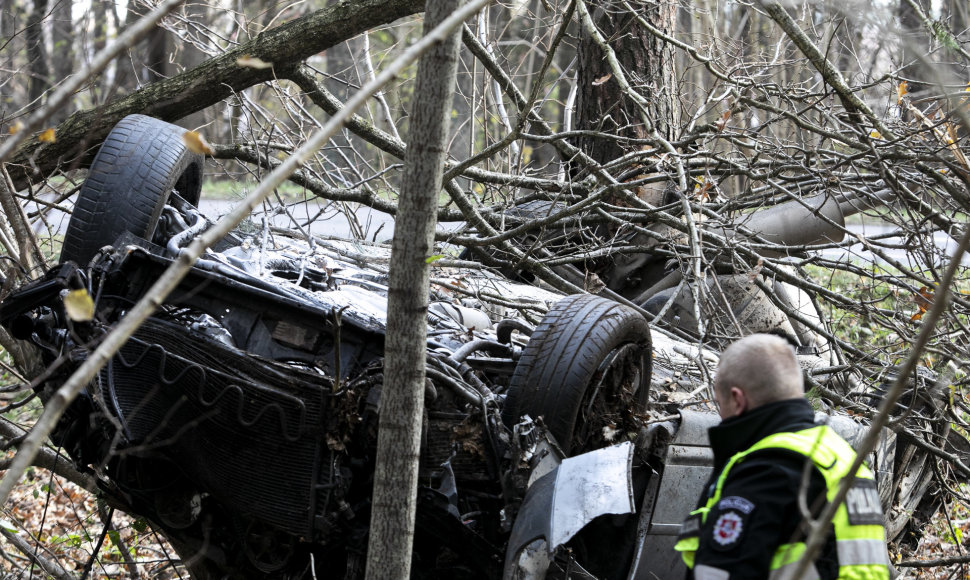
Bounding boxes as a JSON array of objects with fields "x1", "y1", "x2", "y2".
[{"x1": 712, "y1": 511, "x2": 744, "y2": 548}]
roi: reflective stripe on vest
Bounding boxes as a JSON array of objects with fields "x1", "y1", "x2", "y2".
[
  {"x1": 674, "y1": 425, "x2": 890, "y2": 579},
  {"x1": 769, "y1": 543, "x2": 820, "y2": 579}
]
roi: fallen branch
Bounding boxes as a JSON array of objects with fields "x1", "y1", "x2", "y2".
[
  {"x1": 5, "y1": 0, "x2": 424, "y2": 189},
  {"x1": 0, "y1": 527, "x2": 75, "y2": 580},
  {"x1": 0, "y1": 417, "x2": 97, "y2": 493},
  {"x1": 897, "y1": 554, "x2": 970, "y2": 567}
]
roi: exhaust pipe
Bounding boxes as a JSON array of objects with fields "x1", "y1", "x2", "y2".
[{"x1": 721, "y1": 188, "x2": 896, "y2": 256}]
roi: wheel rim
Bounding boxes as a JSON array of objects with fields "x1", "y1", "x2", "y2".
[
  {"x1": 245, "y1": 520, "x2": 297, "y2": 573},
  {"x1": 571, "y1": 342, "x2": 647, "y2": 453}
]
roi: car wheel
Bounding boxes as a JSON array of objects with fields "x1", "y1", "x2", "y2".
[
  {"x1": 887, "y1": 443, "x2": 937, "y2": 543},
  {"x1": 503, "y1": 293, "x2": 652, "y2": 454},
  {"x1": 61, "y1": 114, "x2": 203, "y2": 265}
]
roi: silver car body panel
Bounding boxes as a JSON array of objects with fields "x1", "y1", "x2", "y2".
[{"x1": 504, "y1": 442, "x2": 636, "y2": 580}]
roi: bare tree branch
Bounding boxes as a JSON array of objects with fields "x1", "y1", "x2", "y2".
[
  {"x1": 0, "y1": 0, "x2": 186, "y2": 165},
  {"x1": 4, "y1": 0, "x2": 424, "y2": 189},
  {"x1": 794, "y1": 225, "x2": 970, "y2": 576},
  {"x1": 0, "y1": 416, "x2": 97, "y2": 493},
  {"x1": 0, "y1": 526, "x2": 76, "y2": 580}
]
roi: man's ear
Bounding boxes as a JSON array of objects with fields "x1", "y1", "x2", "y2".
[{"x1": 730, "y1": 386, "x2": 748, "y2": 416}]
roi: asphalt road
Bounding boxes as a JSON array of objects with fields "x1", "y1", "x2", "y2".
[{"x1": 25, "y1": 197, "x2": 968, "y2": 265}]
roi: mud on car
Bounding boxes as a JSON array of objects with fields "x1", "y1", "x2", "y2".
[{"x1": 0, "y1": 116, "x2": 947, "y2": 579}]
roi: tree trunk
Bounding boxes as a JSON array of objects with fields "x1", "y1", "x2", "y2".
[
  {"x1": 117, "y1": 0, "x2": 171, "y2": 87},
  {"x1": 943, "y1": 0, "x2": 967, "y2": 85},
  {"x1": 49, "y1": 0, "x2": 73, "y2": 123},
  {"x1": 171, "y1": 1, "x2": 209, "y2": 131},
  {"x1": 91, "y1": 1, "x2": 107, "y2": 53},
  {"x1": 364, "y1": 0, "x2": 462, "y2": 577},
  {"x1": 897, "y1": 0, "x2": 933, "y2": 96},
  {"x1": 110, "y1": 2, "x2": 136, "y2": 95},
  {"x1": 143, "y1": 26, "x2": 170, "y2": 83},
  {"x1": 0, "y1": 0, "x2": 16, "y2": 37},
  {"x1": 946, "y1": 0, "x2": 968, "y2": 39},
  {"x1": 322, "y1": 35, "x2": 371, "y2": 180},
  {"x1": 26, "y1": 0, "x2": 51, "y2": 108},
  {"x1": 574, "y1": 0, "x2": 677, "y2": 174},
  {"x1": 0, "y1": 0, "x2": 26, "y2": 114}
]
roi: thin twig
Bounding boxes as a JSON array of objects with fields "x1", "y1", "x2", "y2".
[
  {"x1": 0, "y1": 526, "x2": 75, "y2": 580},
  {"x1": 0, "y1": 0, "x2": 186, "y2": 163},
  {"x1": 792, "y1": 218, "x2": 970, "y2": 577}
]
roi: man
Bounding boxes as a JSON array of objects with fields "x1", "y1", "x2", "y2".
[{"x1": 674, "y1": 333, "x2": 890, "y2": 579}]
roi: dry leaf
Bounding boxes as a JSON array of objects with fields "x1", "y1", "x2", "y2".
[
  {"x1": 897, "y1": 80, "x2": 909, "y2": 103},
  {"x1": 869, "y1": 130, "x2": 882, "y2": 139},
  {"x1": 602, "y1": 424, "x2": 618, "y2": 442},
  {"x1": 910, "y1": 286, "x2": 934, "y2": 322},
  {"x1": 183, "y1": 131, "x2": 214, "y2": 155},
  {"x1": 946, "y1": 122, "x2": 959, "y2": 145},
  {"x1": 747, "y1": 258, "x2": 764, "y2": 282},
  {"x1": 236, "y1": 55, "x2": 273, "y2": 70},
  {"x1": 64, "y1": 289, "x2": 95, "y2": 322},
  {"x1": 584, "y1": 271, "x2": 607, "y2": 294},
  {"x1": 693, "y1": 177, "x2": 714, "y2": 201},
  {"x1": 715, "y1": 110, "x2": 732, "y2": 132},
  {"x1": 38, "y1": 128, "x2": 55, "y2": 143},
  {"x1": 592, "y1": 73, "x2": 612, "y2": 86},
  {"x1": 915, "y1": 286, "x2": 934, "y2": 308},
  {"x1": 7, "y1": 121, "x2": 24, "y2": 135}
]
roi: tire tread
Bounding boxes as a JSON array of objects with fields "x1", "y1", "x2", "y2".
[
  {"x1": 61, "y1": 115, "x2": 203, "y2": 264},
  {"x1": 503, "y1": 294, "x2": 652, "y2": 450}
]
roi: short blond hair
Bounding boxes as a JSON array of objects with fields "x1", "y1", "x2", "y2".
[{"x1": 713, "y1": 334, "x2": 804, "y2": 408}]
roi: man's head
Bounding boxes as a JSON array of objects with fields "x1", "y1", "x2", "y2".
[{"x1": 712, "y1": 333, "x2": 804, "y2": 420}]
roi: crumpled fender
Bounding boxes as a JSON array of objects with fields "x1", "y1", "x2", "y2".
[{"x1": 503, "y1": 442, "x2": 636, "y2": 579}]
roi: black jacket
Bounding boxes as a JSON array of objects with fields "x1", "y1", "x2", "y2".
[{"x1": 686, "y1": 398, "x2": 839, "y2": 579}]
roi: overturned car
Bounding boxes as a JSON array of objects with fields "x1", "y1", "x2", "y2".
[{"x1": 0, "y1": 116, "x2": 946, "y2": 579}]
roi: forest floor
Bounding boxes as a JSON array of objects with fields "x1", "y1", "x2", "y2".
[
  {"x1": 0, "y1": 463, "x2": 965, "y2": 579},
  {"x1": 1, "y1": 465, "x2": 187, "y2": 579}
]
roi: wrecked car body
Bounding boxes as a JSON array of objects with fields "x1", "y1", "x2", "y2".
[
  {"x1": 503, "y1": 409, "x2": 905, "y2": 580},
  {"x1": 2, "y1": 116, "x2": 656, "y2": 579},
  {"x1": 4, "y1": 236, "x2": 628, "y2": 578},
  {"x1": 0, "y1": 115, "x2": 945, "y2": 579}
]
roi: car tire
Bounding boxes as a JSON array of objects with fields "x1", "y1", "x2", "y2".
[
  {"x1": 61, "y1": 114, "x2": 203, "y2": 265},
  {"x1": 503, "y1": 293, "x2": 652, "y2": 454}
]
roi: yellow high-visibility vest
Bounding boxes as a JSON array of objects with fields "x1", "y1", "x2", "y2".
[{"x1": 674, "y1": 425, "x2": 889, "y2": 579}]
